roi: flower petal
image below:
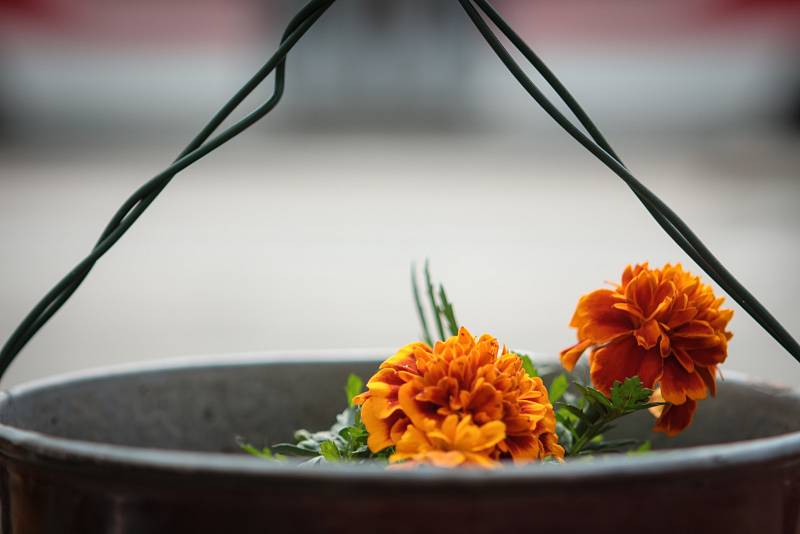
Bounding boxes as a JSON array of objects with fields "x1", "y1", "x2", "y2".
[
  {"x1": 398, "y1": 381, "x2": 438, "y2": 429},
  {"x1": 590, "y1": 336, "x2": 663, "y2": 393},
  {"x1": 673, "y1": 347, "x2": 695, "y2": 373},
  {"x1": 573, "y1": 289, "x2": 634, "y2": 343},
  {"x1": 634, "y1": 319, "x2": 662, "y2": 350},
  {"x1": 380, "y1": 343, "x2": 426, "y2": 373},
  {"x1": 653, "y1": 399, "x2": 697, "y2": 436},
  {"x1": 696, "y1": 365, "x2": 717, "y2": 397},
  {"x1": 672, "y1": 320, "x2": 715, "y2": 339},
  {"x1": 660, "y1": 358, "x2": 708, "y2": 404},
  {"x1": 685, "y1": 337, "x2": 728, "y2": 367},
  {"x1": 626, "y1": 271, "x2": 657, "y2": 313},
  {"x1": 559, "y1": 339, "x2": 592, "y2": 372},
  {"x1": 361, "y1": 397, "x2": 400, "y2": 452}
]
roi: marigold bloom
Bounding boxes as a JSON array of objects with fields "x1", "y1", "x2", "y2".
[
  {"x1": 354, "y1": 327, "x2": 564, "y2": 468},
  {"x1": 560, "y1": 263, "x2": 733, "y2": 435},
  {"x1": 390, "y1": 414, "x2": 506, "y2": 469}
]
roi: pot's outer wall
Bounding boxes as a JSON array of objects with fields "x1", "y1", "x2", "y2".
[{"x1": 0, "y1": 354, "x2": 800, "y2": 534}]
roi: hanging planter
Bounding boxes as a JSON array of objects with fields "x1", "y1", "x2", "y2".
[
  {"x1": 1, "y1": 0, "x2": 799, "y2": 532},
  {"x1": 1, "y1": 353, "x2": 800, "y2": 533}
]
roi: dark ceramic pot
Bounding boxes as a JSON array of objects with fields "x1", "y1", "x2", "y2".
[{"x1": 0, "y1": 352, "x2": 799, "y2": 534}]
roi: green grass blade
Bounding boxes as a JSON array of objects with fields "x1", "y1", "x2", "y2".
[
  {"x1": 424, "y1": 259, "x2": 446, "y2": 342},
  {"x1": 438, "y1": 284, "x2": 459, "y2": 337},
  {"x1": 411, "y1": 264, "x2": 433, "y2": 346}
]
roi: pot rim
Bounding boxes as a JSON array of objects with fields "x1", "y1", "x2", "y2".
[{"x1": 1, "y1": 350, "x2": 799, "y2": 483}]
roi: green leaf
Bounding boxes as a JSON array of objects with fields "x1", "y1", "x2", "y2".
[
  {"x1": 271, "y1": 443, "x2": 320, "y2": 457},
  {"x1": 581, "y1": 438, "x2": 640, "y2": 452},
  {"x1": 238, "y1": 441, "x2": 278, "y2": 460},
  {"x1": 556, "y1": 402, "x2": 591, "y2": 424},
  {"x1": 548, "y1": 374, "x2": 569, "y2": 403},
  {"x1": 574, "y1": 383, "x2": 613, "y2": 410},
  {"x1": 633, "y1": 440, "x2": 652, "y2": 454},
  {"x1": 555, "y1": 421, "x2": 574, "y2": 453},
  {"x1": 319, "y1": 440, "x2": 341, "y2": 462},
  {"x1": 438, "y1": 284, "x2": 459, "y2": 337},
  {"x1": 411, "y1": 263, "x2": 433, "y2": 346},
  {"x1": 609, "y1": 376, "x2": 653, "y2": 412},
  {"x1": 345, "y1": 374, "x2": 364, "y2": 407},
  {"x1": 518, "y1": 354, "x2": 538, "y2": 378},
  {"x1": 339, "y1": 425, "x2": 365, "y2": 442},
  {"x1": 424, "y1": 260, "x2": 446, "y2": 342}
]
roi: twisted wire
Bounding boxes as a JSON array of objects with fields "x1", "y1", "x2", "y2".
[
  {"x1": 0, "y1": 0, "x2": 336, "y2": 379},
  {"x1": 459, "y1": 0, "x2": 799, "y2": 361}
]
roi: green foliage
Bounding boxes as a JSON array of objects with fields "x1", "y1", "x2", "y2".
[
  {"x1": 345, "y1": 373, "x2": 363, "y2": 407},
  {"x1": 610, "y1": 376, "x2": 654, "y2": 411},
  {"x1": 319, "y1": 440, "x2": 341, "y2": 462},
  {"x1": 555, "y1": 376, "x2": 662, "y2": 456},
  {"x1": 518, "y1": 354, "x2": 538, "y2": 378},
  {"x1": 628, "y1": 440, "x2": 652, "y2": 456},
  {"x1": 411, "y1": 261, "x2": 459, "y2": 345},
  {"x1": 548, "y1": 373, "x2": 569, "y2": 403},
  {"x1": 260, "y1": 372, "x2": 391, "y2": 465},
  {"x1": 411, "y1": 264, "x2": 433, "y2": 346},
  {"x1": 438, "y1": 285, "x2": 458, "y2": 337},
  {"x1": 270, "y1": 404, "x2": 392, "y2": 466},
  {"x1": 238, "y1": 440, "x2": 286, "y2": 461},
  {"x1": 251, "y1": 368, "x2": 659, "y2": 466}
]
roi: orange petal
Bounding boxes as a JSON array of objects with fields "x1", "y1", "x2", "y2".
[
  {"x1": 660, "y1": 358, "x2": 707, "y2": 404},
  {"x1": 612, "y1": 302, "x2": 644, "y2": 320},
  {"x1": 648, "y1": 294, "x2": 674, "y2": 323},
  {"x1": 389, "y1": 416, "x2": 410, "y2": 443},
  {"x1": 673, "y1": 347, "x2": 695, "y2": 373},
  {"x1": 626, "y1": 271, "x2": 656, "y2": 311},
  {"x1": 672, "y1": 320, "x2": 715, "y2": 339},
  {"x1": 573, "y1": 289, "x2": 634, "y2": 343},
  {"x1": 710, "y1": 309, "x2": 734, "y2": 331},
  {"x1": 659, "y1": 333, "x2": 671, "y2": 358},
  {"x1": 398, "y1": 381, "x2": 438, "y2": 429},
  {"x1": 391, "y1": 424, "x2": 431, "y2": 459},
  {"x1": 380, "y1": 343, "x2": 426, "y2": 373},
  {"x1": 696, "y1": 365, "x2": 717, "y2": 397},
  {"x1": 559, "y1": 339, "x2": 592, "y2": 372},
  {"x1": 475, "y1": 421, "x2": 507, "y2": 452},
  {"x1": 426, "y1": 451, "x2": 468, "y2": 468},
  {"x1": 351, "y1": 391, "x2": 368, "y2": 406},
  {"x1": 634, "y1": 319, "x2": 661, "y2": 350},
  {"x1": 665, "y1": 306, "x2": 698, "y2": 329},
  {"x1": 651, "y1": 282, "x2": 677, "y2": 316},
  {"x1": 502, "y1": 433, "x2": 541, "y2": 463},
  {"x1": 653, "y1": 399, "x2": 697, "y2": 436},
  {"x1": 621, "y1": 263, "x2": 647, "y2": 286},
  {"x1": 462, "y1": 452, "x2": 501, "y2": 469},
  {"x1": 590, "y1": 336, "x2": 663, "y2": 393},
  {"x1": 684, "y1": 337, "x2": 728, "y2": 367},
  {"x1": 360, "y1": 397, "x2": 395, "y2": 452}
]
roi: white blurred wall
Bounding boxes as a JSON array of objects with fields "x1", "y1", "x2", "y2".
[{"x1": 1, "y1": 0, "x2": 799, "y2": 388}]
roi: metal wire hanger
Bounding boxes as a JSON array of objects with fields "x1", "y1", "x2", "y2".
[{"x1": 1, "y1": 0, "x2": 797, "y2": 382}]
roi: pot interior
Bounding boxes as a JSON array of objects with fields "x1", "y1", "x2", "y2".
[{"x1": 0, "y1": 357, "x2": 799, "y2": 454}]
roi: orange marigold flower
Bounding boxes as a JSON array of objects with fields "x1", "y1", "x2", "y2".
[
  {"x1": 390, "y1": 414, "x2": 506, "y2": 469},
  {"x1": 353, "y1": 327, "x2": 564, "y2": 468},
  {"x1": 560, "y1": 262, "x2": 733, "y2": 436}
]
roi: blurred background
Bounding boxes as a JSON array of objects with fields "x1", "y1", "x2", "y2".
[{"x1": 0, "y1": 0, "x2": 798, "y2": 388}]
